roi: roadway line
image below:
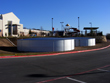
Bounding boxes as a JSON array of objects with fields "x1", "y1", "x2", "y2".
[
  {"x1": 37, "y1": 77, "x2": 66, "y2": 83},
  {"x1": 36, "y1": 65, "x2": 110, "y2": 83},
  {"x1": 97, "y1": 69, "x2": 109, "y2": 72},
  {"x1": 66, "y1": 77, "x2": 86, "y2": 83}
]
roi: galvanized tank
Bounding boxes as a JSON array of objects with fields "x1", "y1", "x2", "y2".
[
  {"x1": 17, "y1": 38, "x2": 74, "y2": 52},
  {"x1": 68, "y1": 37, "x2": 95, "y2": 47}
]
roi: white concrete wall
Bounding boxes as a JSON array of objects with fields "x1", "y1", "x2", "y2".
[
  {"x1": 31, "y1": 29, "x2": 41, "y2": 33},
  {"x1": 0, "y1": 20, "x2": 3, "y2": 36},
  {"x1": 42, "y1": 30, "x2": 50, "y2": 34},
  {"x1": 23, "y1": 29, "x2": 29, "y2": 36},
  {"x1": 18, "y1": 24, "x2": 23, "y2": 33},
  {"x1": 31, "y1": 30, "x2": 49, "y2": 34},
  {"x1": 0, "y1": 20, "x2": 2, "y2": 30},
  {"x1": 25, "y1": 29, "x2": 49, "y2": 36}
]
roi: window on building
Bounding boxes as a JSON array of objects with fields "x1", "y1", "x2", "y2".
[
  {"x1": 8, "y1": 21, "x2": 12, "y2": 24},
  {"x1": 8, "y1": 25, "x2": 11, "y2": 36},
  {"x1": 0, "y1": 15, "x2": 2, "y2": 19},
  {"x1": 13, "y1": 25, "x2": 17, "y2": 35}
]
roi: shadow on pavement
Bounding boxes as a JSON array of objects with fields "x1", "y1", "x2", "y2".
[{"x1": 25, "y1": 71, "x2": 109, "y2": 78}]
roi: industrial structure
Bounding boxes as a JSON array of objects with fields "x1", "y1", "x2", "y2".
[{"x1": 83, "y1": 27, "x2": 103, "y2": 36}]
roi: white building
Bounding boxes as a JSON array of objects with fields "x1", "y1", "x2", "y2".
[
  {"x1": 0, "y1": 12, "x2": 50, "y2": 37},
  {"x1": 0, "y1": 12, "x2": 23, "y2": 37},
  {"x1": 23, "y1": 29, "x2": 50, "y2": 36}
]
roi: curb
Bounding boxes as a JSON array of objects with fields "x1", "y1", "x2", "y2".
[{"x1": 0, "y1": 45, "x2": 110, "y2": 59}]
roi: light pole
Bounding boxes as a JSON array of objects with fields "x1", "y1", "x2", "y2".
[
  {"x1": 89, "y1": 22, "x2": 92, "y2": 27},
  {"x1": 52, "y1": 18, "x2": 53, "y2": 31},
  {"x1": 89, "y1": 22, "x2": 93, "y2": 35},
  {"x1": 60, "y1": 22, "x2": 64, "y2": 30},
  {"x1": 78, "y1": 17, "x2": 80, "y2": 30},
  {"x1": 78, "y1": 17, "x2": 80, "y2": 35}
]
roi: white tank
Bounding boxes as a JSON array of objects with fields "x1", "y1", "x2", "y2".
[
  {"x1": 17, "y1": 37, "x2": 96, "y2": 52},
  {"x1": 68, "y1": 37, "x2": 96, "y2": 47},
  {"x1": 17, "y1": 38, "x2": 75, "y2": 52}
]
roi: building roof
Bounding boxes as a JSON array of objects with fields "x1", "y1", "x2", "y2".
[
  {"x1": 66, "y1": 24, "x2": 70, "y2": 26},
  {"x1": 84, "y1": 27, "x2": 99, "y2": 30},
  {"x1": 2, "y1": 12, "x2": 20, "y2": 21}
]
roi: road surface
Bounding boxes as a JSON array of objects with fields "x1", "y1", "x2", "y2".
[{"x1": 0, "y1": 47, "x2": 110, "y2": 83}]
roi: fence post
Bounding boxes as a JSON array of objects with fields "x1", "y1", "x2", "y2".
[{"x1": 53, "y1": 40, "x2": 54, "y2": 52}]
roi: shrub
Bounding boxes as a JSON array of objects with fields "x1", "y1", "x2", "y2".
[{"x1": 106, "y1": 33, "x2": 110, "y2": 39}]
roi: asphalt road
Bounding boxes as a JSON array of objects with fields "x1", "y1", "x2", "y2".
[{"x1": 0, "y1": 47, "x2": 110, "y2": 83}]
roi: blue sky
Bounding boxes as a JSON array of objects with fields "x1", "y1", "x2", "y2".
[{"x1": 0, "y1": 0, "x2": 110, "y2": 35}]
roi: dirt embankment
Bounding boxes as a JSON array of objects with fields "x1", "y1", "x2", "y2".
[
  {"x1": 8, "y1": 38, "x2": 18, "y2": 45},
  {"x1": 0, "y1": 38, "x2": 110, "y2": 54},
  {"x1": 0, "y1": 38, "x2": 14, "y2": 47},
  {"x1": 0, "y1": 38, "x2": 18, "y2": 53}
]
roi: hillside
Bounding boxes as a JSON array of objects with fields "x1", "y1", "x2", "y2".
[
  {"x1": 0, "y1": 38, "x2": 17, "y2": 53},
  {"x1": 0, "y1": 38, "x2": 14, "y2": 47}
]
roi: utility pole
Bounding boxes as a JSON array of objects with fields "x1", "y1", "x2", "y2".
[
  {"x1": 60, "y1": 22, "x2": 64, "y2": 30},
  {"x1": 52, "y1": 18, "x2": 54, "y2": 36},
  {"x1": 78, "y1": 17, "x2": 80, "y2": 35},
  {"x1": 89, "y1": 22, "x2": 92, "y2": 27},
  {"x1": 52, "y1": 18, "x2": 53, "y2": 31},
  {"x1": 78, "y1": 17, "x2": 80, "y2": 30}
]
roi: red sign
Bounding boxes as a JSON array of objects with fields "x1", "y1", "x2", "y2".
[{"x1": 52, "y1": 27, "x2": 54, "y2": 31}]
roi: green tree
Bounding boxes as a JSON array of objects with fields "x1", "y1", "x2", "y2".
[{"x1": 29, "y1": 29, "x2": 31, "y2": 34}]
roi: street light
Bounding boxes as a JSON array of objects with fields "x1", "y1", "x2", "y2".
[
  {"x1": 89, "y1": 22, "x2": 92, "y2": 27},
  {"x1": 52, "y1": 18, "x2": 53, "y2": 31},
  {"x1": 78, "y1": 17, "x2": 80, "y2": 30},
  {"x1": 60, "y1": 22, "x2": 64, "y2": 30}
]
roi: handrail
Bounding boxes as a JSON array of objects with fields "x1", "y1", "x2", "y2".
[{"x1": 6, "y1": 37, "x2": 16, "y2": 46}]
